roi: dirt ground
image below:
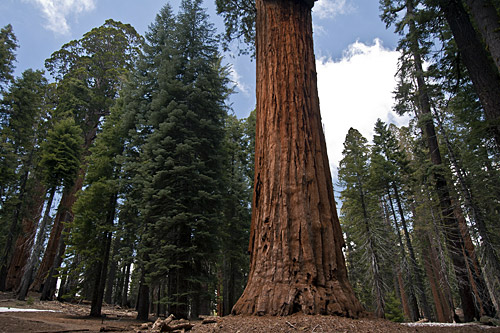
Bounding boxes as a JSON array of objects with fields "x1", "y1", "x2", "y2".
[{"x1": 1, "y1": 292, "x2": 499, "y2": 333}]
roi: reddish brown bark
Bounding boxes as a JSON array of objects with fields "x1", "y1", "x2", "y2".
[
  {"x1": 29, "y1": 173, "x2": 84, "y2": 292},
  {"x1": 231, "y1": 0, "x2": 363, "y2": 316},
  {"x1": 455, "y1": 205, "x2": 495, "y2": 317},
  {"x1": 4, "y1": 181, "x2": 45, "y2": 291},
  {"x1": 397, "y1": 272, "x2": 412, "y2": 321},
  {"x1": 422, "y1": 239, "x2": 453, "y2": 322}
]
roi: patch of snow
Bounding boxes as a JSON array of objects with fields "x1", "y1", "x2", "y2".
[
  {"x1": 0, "y1": 307, "x2": 59, "y2": 313},
  {"x1": 403, "y1": 322, "x2": 481, "y2": 327}
]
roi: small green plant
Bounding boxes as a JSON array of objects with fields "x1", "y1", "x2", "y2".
[
  {"x1": 26, "y1": 296, "x2": 34, "y2": 306},
  {"x1": 385, "y1": 291, "x2": 405, "y2": 322}
]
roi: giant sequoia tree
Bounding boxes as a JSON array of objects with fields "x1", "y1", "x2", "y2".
[{"x1": 217, "y1": 0, "x2": 363, "y2": 316}]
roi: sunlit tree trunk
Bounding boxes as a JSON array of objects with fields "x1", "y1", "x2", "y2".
[
  {"x1": 3, "y1": 181, "x2": 45, "y2": 291},
  {"x1": 232, "y1": 0, "x2": 363, "y2": 316}
]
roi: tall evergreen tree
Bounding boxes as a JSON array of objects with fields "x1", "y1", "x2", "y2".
[
  {"x1": 338, "y1": 128, "x2": 387, "y2": 318},
  {"x1": 68, "y1": 103, "x2": 125, "y2": 315},
  {"x1": 381, "y1": 0, "x2": 496, "y2": 320},
  {"x1": 371, "y1": 119, "x2": 432, "y2": 320},
  {"x1": 0, "y1": 24, "x2": 17, "y2": 94},
  {"x1": 124, "y1": 0, "x2": 231, "y2": 319}
]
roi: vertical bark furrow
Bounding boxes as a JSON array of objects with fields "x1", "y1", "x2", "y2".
[{"x1": 232, "y1": 0, "x2": 363, "y2": 317}]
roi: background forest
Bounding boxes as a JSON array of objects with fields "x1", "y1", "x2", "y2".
[{"x1": 0, "y1": 0, "x2": 499, "y2": 324}]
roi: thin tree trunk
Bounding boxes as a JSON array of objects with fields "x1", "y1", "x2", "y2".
[
  {"x1": 17, "y1": 186, "x2": 56, "y2": 300},
  {"x1": 90, "y1": 191, "x2": 117, "y2": 317},
  {"x1": 397, "y1": 271, "x2": 412, "y2": 321},
  {"x1": 121, "y1": 263, "x2": 131, "y2": 308},
  {"x1": 40, "y1": 222, "x2": 68, "y2": 300},
  {"x1": 136, "y1": 272, "x2": 150, "y2": 321},
  {"x1": 90, "y1": 230, "x2": 112, "y2": 317},
  {"x1": 105, "y1": 239, "x2": 118, "y2": 304},
  {"x1": 387, "y1": 192, "x2": 419, "y2": 321},
  {"x1": 429, "y1": 203, "x2": 459, "y2": 322},
  {"x1": 455, "y1": 206, "x2": 496, "y2": 317},
  {"x1": 232, "y1": 0, "x2": 363, "y2": 316},
  {"x1": 392, "y1": 186, "x2": 432, "y2": 320},
  {"x1": 439, "y1": 0, "x2": 500, "y2": 146}
]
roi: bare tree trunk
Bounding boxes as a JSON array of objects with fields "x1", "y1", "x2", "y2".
[
  {"x1": 105, "y1": 239, "x2": 118, "y2": 305},
  {"x1": 30, "y1": 173, "x2": 84, "y2": 292},
  {"x1": 232, "y1": 0, "x2": 363, "y2": 317},
  {"x1": 393, "y1": 186, "x2": 432, "y2": 320},
  {"x1": 136, "y1": 272, "x2": 150, "y2": 321},
  {"x1": 121, "y1": 263, "x2": 131, "y2": 307},
  {"x1": 387, "y1": 192, "x2": 419, "y2": 321},
  {"x1": 397, "y1": 272, "x2": 412, "y2": 321},
  {"x1": 40, "y1": 222, "x2": 68, "y2": 300},
  {"x1": 4, "y1": 181, "x2": 45, "y2": 291},
  {"x1": 17, "y1": 186, "x2": 56, "y2": 300},
  {"x1": 463, "y1": 0, "x2": 500, "y2": 76}
]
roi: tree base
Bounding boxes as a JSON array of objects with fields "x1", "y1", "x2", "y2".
[{"x1": 232, "y1": 281, "x2": 364, "y2": 317}]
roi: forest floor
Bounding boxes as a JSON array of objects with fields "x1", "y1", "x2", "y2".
[{"x1": 1, "y1": 292, "x2": 500, "y2": 333}]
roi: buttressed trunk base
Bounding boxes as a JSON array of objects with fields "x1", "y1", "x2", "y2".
[{"x1": 232, "y1": 0, "x2": 364, "y2": 317}]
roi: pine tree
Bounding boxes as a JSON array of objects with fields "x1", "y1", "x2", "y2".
[
  {"x1": 123, "y1": 1, "x2": 231, "y2": 319},
  {"x1": 0, "y1": 24, "x2": 18, "y2": 94},
  {"x1": 68, "y1": 103, "x2": 124, "y2": 315},
  {"x1": 338, "y1": 128, "x2": 387, "y2": 318},
  {"x1": 371, "y1": 119, "x2": 432, "y2": 320}
]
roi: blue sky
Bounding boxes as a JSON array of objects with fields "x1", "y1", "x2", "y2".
[{"x1": 0, "y1": 0, "x2": 408, "y2": 178}]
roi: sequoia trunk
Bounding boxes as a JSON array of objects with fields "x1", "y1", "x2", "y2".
[
  {"x1": 30, "y1": 171, "x2": 84, "y2": 292},
  {"x1": 232, "y1": 0, "x2": 363, "y2": 316}
]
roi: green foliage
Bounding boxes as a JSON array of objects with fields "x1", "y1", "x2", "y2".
[
  {"x1": 45, "y1": 19, "x2": 143, "y2": 136},
  {"x1": 0, "y1": 24, "x2": 18, "y2": 94},
  {"x1": 118, "y1": 0, "x2": 235, "y2": 316},
  {"x1": 215, "y1": 0, "x2": 256, "y2": 55},
  {"x1": 39, "y1": 117, "x2": 83, "y2": 191},
  {"x1": 385, "y1": 291, "x2": 405, "y2": 322}
]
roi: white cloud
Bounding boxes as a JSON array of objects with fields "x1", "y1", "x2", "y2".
[
  {"x1": 316, "y1": 39, "x2": 409, "y2": 178},
  {"x1": 230, "y1": 66, "x2": 250, "y2": 96},
  {"x1": 25, "y1": 0, "x2": 96, "y2": 35},
  {"x1": 313, "y1": 0, "x2": 354, "y2": 20}
]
